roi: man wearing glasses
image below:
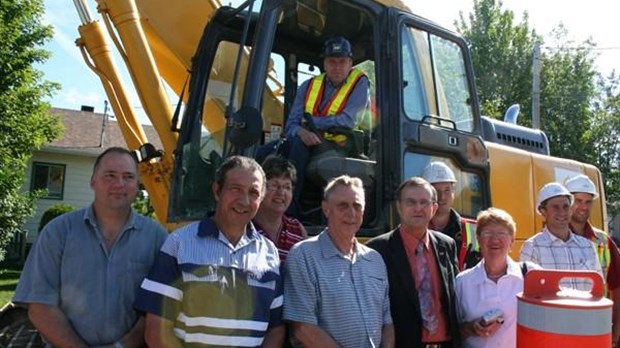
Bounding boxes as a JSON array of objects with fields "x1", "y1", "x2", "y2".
[{"x1": 367, "y1": 177, "x2": 460, "y2": 348}]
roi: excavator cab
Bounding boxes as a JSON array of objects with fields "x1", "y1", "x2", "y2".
[{"x1": 168, "y1": 0, "x2": 491, "y2": 235}]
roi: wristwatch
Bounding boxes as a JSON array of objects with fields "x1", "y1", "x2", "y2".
[{"x1": 113, "y1": 342, "x2": 124, "y2": 348}]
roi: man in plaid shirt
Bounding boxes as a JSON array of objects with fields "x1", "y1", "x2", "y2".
[{"x1": 519, "y1": 182, "x2": 602, "y2": 290}]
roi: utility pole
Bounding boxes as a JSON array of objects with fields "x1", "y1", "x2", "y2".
[{"x1": 532, "y1": 43, "x2": 541, "y2": 129}]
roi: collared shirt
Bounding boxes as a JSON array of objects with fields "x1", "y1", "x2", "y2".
[
  {"x1": 519, "y1": 227, "x2": 602, "y2": 290},
  {"x1": 284, "y1": 72, "x2": 369, "y2": 137},
  {"x1": 14, "y1": 205, "x2": 168, "y2": 346},
  {"x1": 255, "y1": 214, "x2": 304, "y2": 262},
  {"x1": 134, "y1": 217, "x2": 282, "y2": 347},
  {"x1": 400, "y1": 229, "x2": 450, "y2": 343},
  {"x1": 283, "y1": 230, "x2": 392, "y2": 348},
  {"x1": 456, "y1": 258, "x2": 538, "y2": 348},
  {"x1": 571, "y1": 221, "x2": 620, "y2": 290}
]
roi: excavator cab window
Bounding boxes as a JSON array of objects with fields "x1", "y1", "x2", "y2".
[
  {"x1": 398, "y1": 20, "x2": 489, "y2": 224},
  {"x1": 169, "y1": 38, "x2": 286, "y2": 222},
  {"x1": 403, "y1": 153, "x2": 484, "y2": 218},
  {"x1": 401, "y1": 26, "x2": 475, "y2": 132}
]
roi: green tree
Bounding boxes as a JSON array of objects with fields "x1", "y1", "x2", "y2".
[
  {"x1": 456, "y1": 0, "x2": 540, "y2": 118},
  {"x1": 589, "y1": 72, "x2": 620, "y2": 214},
  {"x1": 538, "y1": 26, "x2": 598, "y2": 162},
  {"x1": 38, "y1": 204, "x2": 75, "y2": 232},
  {"x1": 132, "y1": 190, "x2": 156, "y2": 219},
  {"x1": 457, "y1": 0, "x2": 619, "y2": 213},
  {"x1": 0, "y1": 0, "x2": 62, "y2": 261}
]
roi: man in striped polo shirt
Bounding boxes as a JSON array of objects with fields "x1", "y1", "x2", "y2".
[
  {"x1": 135, "y1": 156, "x2": 284, "y2": 347},
  {"x1": 283, "y1": 175, "x2": 394, "y2": 347}
]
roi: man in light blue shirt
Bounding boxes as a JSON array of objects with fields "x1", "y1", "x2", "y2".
[
  {"x1": 14, "y1": 147, "x2": 168, "y2": 348},
  {"x1": 284, "y1": 175, "x2": 393, "y2": 347}
]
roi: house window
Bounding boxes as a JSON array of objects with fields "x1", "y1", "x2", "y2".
[{"x1": 31, "y1": 162, "x2": 66, "y2": 200}]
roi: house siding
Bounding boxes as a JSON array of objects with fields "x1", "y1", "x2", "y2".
[
  {"x1": 18, "y1": 107, "x2": 163, "y2": 247},
  {"x1": 23, "y1": 152, "x2": 97, "y2": 243}
]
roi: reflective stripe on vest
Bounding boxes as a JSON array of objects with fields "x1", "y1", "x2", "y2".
[
  {"x1": 592, "y1": 229, "x2": 611, "y2": 296},
  {"x1": 458, "y1": 218, "x2": 478, "y2": 271},
  {"x1": 304, "y1": 68, "x2": 365, "y2": 116}
]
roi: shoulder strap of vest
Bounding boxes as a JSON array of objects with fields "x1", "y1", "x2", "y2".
[
  {"x1": 458, "y1": 217, "x2": 478, "y2": 271},
  {"x1": 304, "y1": 74, "x2": 326, "y2": 115}
]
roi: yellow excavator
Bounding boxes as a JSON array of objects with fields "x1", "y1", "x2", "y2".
[
  {"x1": 71, "y1": 0, "x2": 606, "y2": 253},
  {"x1": 0, "y1": 0, "x2": 604, "y2": 342}
]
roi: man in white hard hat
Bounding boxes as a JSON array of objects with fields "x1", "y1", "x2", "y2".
[
  {"x1": 422, "y1": 161, "x2": 479, "y2": 270},
  {"x1": 566, "y1": 174, "x2": 620, "y2": 345},
  {"x1": 519, "y1": 182, "x2": 602, "y2": 290}
]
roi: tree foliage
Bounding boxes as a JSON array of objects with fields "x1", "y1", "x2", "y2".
[
  {"x1": 538, "y1": 26, "x2": 598, "y2": 162},
  {"x1": 0, "y1": 0, "x2": 62, "y2": 261},
  {"x1": 132, "y1": 190, "x2": 156, "y2": 219},
  {"x1": 455, "y1": 0, "x2": 540, "y2": 118},
  {"x1": 38, "y1": 203, "x2": 75, "y2": 232},
  {"x1": 456, "y1": 0, "x2": 620, "y2": 216},
  {"x1": 589, "y1": 72, "x2": 620, "y2": 213}
]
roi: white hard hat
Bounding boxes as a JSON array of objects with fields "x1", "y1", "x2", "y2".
[
  {"x1": 564, "y1": 174, "x2": 599, "y2": 200},
  {"x1": 422, "y1": 162, "x2": 457, "y2": 184},
  {"x1": 537, "y1": 182, "x2": 573, "y2": 213}
]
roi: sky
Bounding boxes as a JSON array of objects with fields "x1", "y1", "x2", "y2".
[{"x1": 40, "y1": 0, "x2": 620, "y2": 119}]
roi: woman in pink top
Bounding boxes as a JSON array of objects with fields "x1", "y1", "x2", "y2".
[{"x1": 254, "y1": 155, "x2": 307, "y2": 262}]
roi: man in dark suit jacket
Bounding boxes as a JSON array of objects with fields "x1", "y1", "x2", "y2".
[{"x1": 367, "y1": 177, "x2": 460, "y2": 348}]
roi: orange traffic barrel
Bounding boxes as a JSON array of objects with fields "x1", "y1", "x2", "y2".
[{"x1": 517, "y1": 269, "x2": 612, "y2": 348}]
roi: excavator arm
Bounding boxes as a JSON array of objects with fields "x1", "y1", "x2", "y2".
[{"x1": 72, "y1": 0, "x2": 297, "y2": 227}]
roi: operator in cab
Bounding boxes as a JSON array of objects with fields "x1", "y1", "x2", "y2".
[{"x1": 272, "y1": 36, "x2": 369, "y2": 214}]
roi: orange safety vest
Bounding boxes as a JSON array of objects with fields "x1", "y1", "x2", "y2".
[
  {"x1": 458, "y1": 217, "x2": 479, "y2": 271},
  {"x1": 304, "y1": 68, "x2": 365, "y2": 147}
]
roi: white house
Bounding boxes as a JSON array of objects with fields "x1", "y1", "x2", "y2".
[{"x1": 21, "y1": 106, "x2": 163, "y2": 244}]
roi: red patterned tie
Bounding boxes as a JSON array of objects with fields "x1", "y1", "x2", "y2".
[{"x1": 416, "y1": 242, "x2": 438, "y2": 333}]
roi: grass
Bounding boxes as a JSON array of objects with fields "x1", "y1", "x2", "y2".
[{"x1": 0, "y1": 261, "x2": 22, "y2": 307}]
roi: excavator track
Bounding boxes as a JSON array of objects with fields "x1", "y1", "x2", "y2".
[{"x1": 0, "y1": 304, "x2": 43, "y2": 348}]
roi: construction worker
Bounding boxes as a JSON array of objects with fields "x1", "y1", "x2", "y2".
[
  {"x1": 519, "y1": 182, "x2": 602, "y2": 291},
  {"x1": 422, "y1": 161, "x2": 479, "y2": 270},
  {"x1": 278, "y1": 36, "x2": 369, "y2": 213},
  {"x1": 565, "y1": 174, "x2": 620, "y2": 345}
]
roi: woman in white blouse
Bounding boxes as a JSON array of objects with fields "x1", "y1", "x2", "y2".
[{"x1": 455, "y1": 207, "x2": 538, "y2": 348}]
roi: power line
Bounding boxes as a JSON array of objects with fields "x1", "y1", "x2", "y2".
[{"x1": 542, "y1": 45, "x2": 620, "y2": 51}]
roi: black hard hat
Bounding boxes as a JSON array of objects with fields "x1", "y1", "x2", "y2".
[{"x1": 323, "y1": 37, "x2": 352, "y2": 57}]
